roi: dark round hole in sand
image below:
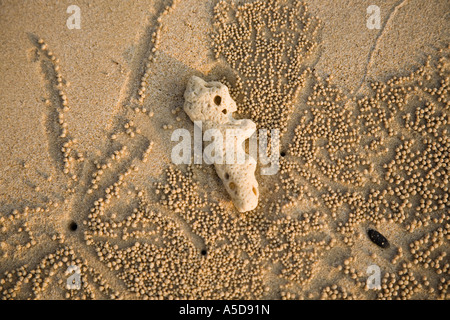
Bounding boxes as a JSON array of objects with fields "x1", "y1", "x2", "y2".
[
  {"x1": 69, "y1": 221, "x2": 78, "y2": 231},
  {"x1": 280, "y1": 151, "x2": 286, "y2": 157},
  {"x1": 201, "y1": 249, "x2": 207, "y2": 256}
]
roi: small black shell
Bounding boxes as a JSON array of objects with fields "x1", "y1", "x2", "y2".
[{"x1": 367, "y1": 229, "x2": 389, "y2": 248}]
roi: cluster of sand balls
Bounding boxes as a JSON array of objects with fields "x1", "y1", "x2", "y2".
[
  {"x1": 137, "y1": 0, "x2": 179, "y2": 105},
  {"x1": 87, "y1": 172, "x2": 269, "y2": 299},
  {"x1": 141, "y1": 141, "x2": 154, "y2": 163},
  {"x1": 37, "y1": 38, "x2": 83, "y2": 178},
  {"x1": 155, "y1": 166, "x2": 202, "y2": 213},
  {"x1": 266, "y1": 211, "x2": 327, "y2": 240},
  {"x1": 0, "y1": 114, "x2": 151, "y2": 299},
  {"x1": 280, "y1": 290, "x2": 297, "y2": 300},
  {"x1": 152, "y1": 165, "x2": 334, "y2": 296},
  {"x1": 404, "y1": 102, "x2": 448, "y2": 136},
  {"x1": 212, "y1": 0, "x2": 320, "y2": 133},
  {"x1": 279, "y1": 47, "x2": 449, "y2": 299},
  {"x1": 268, "y1": 158, "x2": 325, "y2": 215},
  {"x1": 336, "y1": 257, "x2": 366, "y2": 284},
  {"x1": 84, "y1": 167, "x2": 141, "y2": 238},
  {"x1": 137, "y1": 42, "x2": 448, "y2": 299},
  {"x1": 373, "y1": 263, "x2": 431, "y2": 300},
  {"x1": 0, "y1": 205, "x2": 57, "y2": 259},
  {"x1": 1, "y1": 1, "x2": 449, "y2": 301},
  {"x1": 320, "y1": 285, "x2": 353, "y2": 300},
  {"x1": 289, "y1": 76, "x2": 366, "y2": 187},
  {"x1": 278, "y1": 239, "x2": 330, "y2": 285},
  {"x1": 0, "y1": 245, "x2": 120, "y2": 299},
  {"x1": 409, "y1": 225, "x2": 449, "y2": 273},
  {"x1": 87, "y1": 145, "x2": 128, "y2": 194},
  {"x1": 91, "y1": 210, "x2": 204, "y2": 299},
  {"x1": 282, "y1": 47, "x2": 450, "y2": 245}
]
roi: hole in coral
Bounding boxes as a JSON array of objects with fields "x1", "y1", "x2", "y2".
[
  {"x1": 69, "y1": 221, "x2": 78, "y2": 231},
  {"x1": 225, "y1": 173, "x2": 229, "y2": 180},
  {"x1": 214, "y1": 95, "x2": 222, "y2": 106},
  {"x1": 222, "y1": 109, "x2": 227, "y2": 114},
  {"x1": 229, "y1": 182, "x2": 236, "y2": 190},
  {"x1": 252, "y1": 187, "x2": 257, "y2": 195}
]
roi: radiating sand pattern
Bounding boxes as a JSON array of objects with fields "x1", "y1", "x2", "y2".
[{"x1": 0, "y1": 0, "x2": 448, "y2": 300}]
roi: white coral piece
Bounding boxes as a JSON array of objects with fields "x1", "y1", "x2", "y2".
[{"x1": 184, "y1": 76, "x2": 259, "y2": 212}]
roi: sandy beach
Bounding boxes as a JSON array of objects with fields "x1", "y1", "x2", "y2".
[{"x1": 0, "y1": 0, "x2": 449, "y2": 300}]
